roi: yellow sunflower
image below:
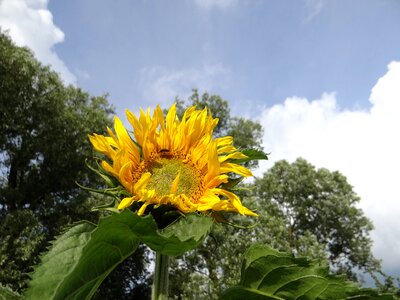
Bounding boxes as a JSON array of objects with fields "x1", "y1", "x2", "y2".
[{"x1": 89, "y1": 104, "x2": 257, "y2": 217}]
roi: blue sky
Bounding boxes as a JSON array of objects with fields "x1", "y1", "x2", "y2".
[
  {"x1": 48, "y1": 0, "x2": 400, "y2": 117},
  {"x1": 1, "y1": 0, "x2": 400, "y2": 283}
]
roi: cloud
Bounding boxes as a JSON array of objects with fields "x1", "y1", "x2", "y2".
[
  {"x1": 0, "y1": 0, "x2": 76, "y2": 84},
  {"x1": 75, "y1": 68, "x2": 91, "y2": 81},
  {"x1": 136, "y1": 64, "x2": 231, "y2": 108},
  {"x1": 304, "y1": 0, "x2": 324, "y2": 21},
  {"x1": 256, "y1": 61, "x2": 400, "y2": 274},
  {"x1": 193, "y1": 0, "x2": 238, "y2": 10}
]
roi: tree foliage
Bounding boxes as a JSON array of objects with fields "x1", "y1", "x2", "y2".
[
  {"x1": 0, "y1": 30, "x2": 149, "y2": 297},
  {"x1": 254, "y1": 158, "x2": 380, "y2": 279}
]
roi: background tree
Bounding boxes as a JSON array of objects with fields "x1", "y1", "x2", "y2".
[
  {"x1": 254, "y1": 158, "x2": 381, "y2": 279},
  {"x1": 0, "y1": 30, "x2": 149, "y2": 297}
]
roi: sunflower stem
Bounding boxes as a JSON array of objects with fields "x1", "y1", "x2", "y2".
[{"x1": 152, "y1": 252, "x2": 170, "y2": 300}]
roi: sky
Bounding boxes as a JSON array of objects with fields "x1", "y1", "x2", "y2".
[{"x1": 1, "y1": 0, "x2": 400, "y2": 282}]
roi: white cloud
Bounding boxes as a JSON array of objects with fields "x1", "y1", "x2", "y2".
[
  {"x1": 257, "y1": 61, "x2": 400, "y2": 273},
  {"x1": 304, "y1": 0, "x2": 324, "y2": 21},
  {"x1": 193, "y1": 0, "x2": 238, "y2": 10},
  {"x1": 0, "y1": 0, "x2": 76, "y2": 84},
  {"x1": 75, "y1": 68, "x2": 91, "y2": 81},
  {"x1": 137, "y1": 64, "x2": 231, "y2": 108}
]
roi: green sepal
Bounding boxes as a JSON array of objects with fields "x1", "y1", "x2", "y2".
[
  {"x1": 75, "y1": 181, "x2": 132, "y2": 200},
  {"x1": 90, "y1": 197, "x2": 120, "y2": 213},
  {"x1": 220, "y1": 177, "x2": 243, "y2": 190},
  {"x1": 0, "y1": 285, "x2": 22, "y2": 300},
  {"x1": 220, "y1": 245, "x2": 395, "y2": 300},
  {"x1": 85, "y1": 158, "x2": 120, "y2": 188},
  {"x1": 231, "y1": 149, "x2": 269, "y2": 164},
  {"x1": 210, "y1": 212, "x2": 257, "y2": 229}
]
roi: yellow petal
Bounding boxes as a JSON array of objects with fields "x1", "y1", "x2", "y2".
[
  {"x1": 118, "y1": 197, "x2": 135, "y2": 209},
  {"x1": 134, "y1": 172, "x2": 152, "y2": 194},
  {"x1": 170, "y1": 171, "x2": 181, "y2": 194},
  {"x1": 137, "y1": 203, "x2": 148, "y2": 215},
  {"x1": 205, "y1": 141, "x2": 220, "y2": 182},
  {"x1": 220, "y1": 162, "x2": 253, "y2": 177},
  {"x1": 218, "y1": 152, "x2": 248, "y2": 163},
  {"x1": 205, "y1": 174, "x2": 228, "y2": 189},
  {"x1": 216, "y1": 136, "x2": 233, "y2": 146}
]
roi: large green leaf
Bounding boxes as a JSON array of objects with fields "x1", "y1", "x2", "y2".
[
  {"x1": 0, "y1": 285, "x2": 21, "y2": 300},
  {"x1": 220, "y1": 245, "x2": 394, "y2": 300},
  {"x1": 25, "y1": 210, "x2": 212, "y2": 299},
  {"x1": 25, "y1": 213, "x2": 140, "y2": 300}
]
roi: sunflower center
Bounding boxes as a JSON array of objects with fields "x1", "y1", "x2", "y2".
[{"x1": 146, "y1": 158, "x2": 201, "y2": 197}]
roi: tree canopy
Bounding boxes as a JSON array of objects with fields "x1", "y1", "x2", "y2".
[{"x1": 254, "y1": 158, "x2": 381, "y2": 278}]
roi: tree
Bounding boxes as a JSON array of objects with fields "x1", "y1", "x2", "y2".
[
  {"x1": 0, "y1": 30, "x2": 149, "y2": 297},
  {"x1": 254, "y1": 158, "x2": 381, "y2": 280}
]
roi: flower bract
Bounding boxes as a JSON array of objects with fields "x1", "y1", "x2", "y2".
[{"x1": 89, "y1": 104, "x2": 257, "y2": 217}]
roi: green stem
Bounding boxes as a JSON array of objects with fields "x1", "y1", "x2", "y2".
[{"x1": 152, "y1": 252, "x2": 170, "y2": 300}]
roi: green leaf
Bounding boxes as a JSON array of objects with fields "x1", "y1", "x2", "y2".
[
  {"x1": 0, "y1": 285, "x2": 21, "y2": 300},
  {"x1": 25, "y1": 213, "x2": 140, "y2": 300},
  {"x1": 25, "y1": 210, "x2": 212, "y2": 299},
  {"x1": 129, "y1": 211, "x2": 213, "y2": 256},
  {"x1": 232, "y1": 149, "x2": 269, "y2": 164},
  {"x1": 220, "y1": 245, "x2": 394, "y2": 300}
]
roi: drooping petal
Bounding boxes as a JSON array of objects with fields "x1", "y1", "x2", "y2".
[
  {"x1": 134, "y1": 172, "x2": 152, "y2": 194},
  {"x1": 220, "y1": 162, "x2": 253, "y2": 177},
  {"x1": 118, "y1": 197, "x2": 135, "y2": 210}
]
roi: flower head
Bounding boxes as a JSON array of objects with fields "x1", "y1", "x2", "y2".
[{"x1": 89, "y1": 104, "x2": 257, "y2": 217}]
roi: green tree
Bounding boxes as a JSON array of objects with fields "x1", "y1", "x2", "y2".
[
  {"x1": 0, "y1": 30, "x2": 149, "y2": 297},
  {"x1": 254, "y1": 158, "x2": 381, "y2": 280}
]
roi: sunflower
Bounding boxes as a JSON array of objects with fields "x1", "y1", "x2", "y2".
[{"x1": 89, "y1": 104, "x2": 257, "y2": 217}]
